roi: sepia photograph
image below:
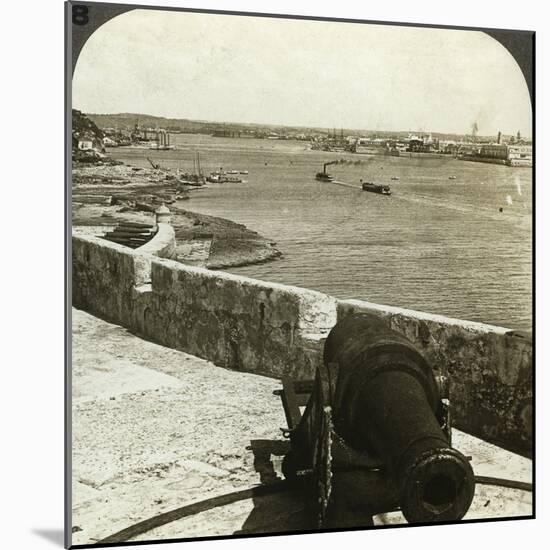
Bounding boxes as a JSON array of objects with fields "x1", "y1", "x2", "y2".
[{"x1": 67, "y1": 2, "x2": 533, "y2": 547}]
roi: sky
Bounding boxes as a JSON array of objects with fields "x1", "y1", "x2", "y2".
[{"x1": 73, "y1": 9, "x2": 532, "y2": 136}]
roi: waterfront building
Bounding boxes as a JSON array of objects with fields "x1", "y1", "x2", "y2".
[
  {"x1": 406, "y1": 133, "x2": 439, "y2": 153},
  {"x1": 78, "y1": 135, "x2": 94, "y2": 150},
  {"x1": 478, "y1": 144, "x2": 508, "y2": 160},
  {"x1": 507, "y1": 144, "x2": 532, "y2": 167},
  {"x1": 459, "y1": 142, "x2": 532, "y2": 167},
  {"x1": 457, "y1": 143, "x2": 480, "y2": 155},
  {"x1": 353, "y1": 137, "x2": 387, "y2": 155},
  {"x1": 395, "y1": 142, "x2": 408, "y2": 152}
]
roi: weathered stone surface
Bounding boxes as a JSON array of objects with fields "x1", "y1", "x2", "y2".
[
  {"x1": 72, "y1": 233, "x2": 336, "y2": 380},
  {"x1": 337, "y1": 300, "x2": 532, "y2": 455},
  {"x1": 137, "y1": 222, "x2": 176, "y2": 259},
  {"x1": 71, "y1": 309, "x2": 531, "y2": 545},
  {"x1": 140, "y1": 259, "x2": 336, "y2": 378},
  {"x1": 72, "y1": 233, "x2": 532, "y2": 453},
  {"x1": 72, "y1": 235, "x2": 138, "y2": 327}
]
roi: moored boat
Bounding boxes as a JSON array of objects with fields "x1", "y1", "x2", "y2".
[
  {"x1": 149, "y1": 144, "x2": 175, "y2": 150},
  {"x1": 219, "y1": 175, "x2": 242, "y2": 183},
  {"x1": 177, "y1": 173, "x2": 205, "y2": 186},
  {"x1": 207, "y1": 173, "x2": 242, "y2": 183}
]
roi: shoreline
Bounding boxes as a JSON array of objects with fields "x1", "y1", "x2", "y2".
[{"x1": 72, "y1": 160, "x2": 282, "y2": 269}]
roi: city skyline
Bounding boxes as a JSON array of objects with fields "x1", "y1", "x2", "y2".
[
  {"x1": 73, "y1": 10, "x2": 532, "y2": 138},
  {"x1": 82, "y1": 110, "x2": 529, "y2": 141}
]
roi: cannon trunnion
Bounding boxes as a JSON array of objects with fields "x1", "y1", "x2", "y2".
[{"x1": 275, "y1": 313, "x2": 475, "y2": 528}]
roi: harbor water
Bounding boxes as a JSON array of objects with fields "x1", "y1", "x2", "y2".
[{"x1": 111, "y1": 134, "x2": 532, "y2": 331}]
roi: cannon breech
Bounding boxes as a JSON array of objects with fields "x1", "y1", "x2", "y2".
[{"x1": 276, "y1": 313, "x2": 475, "y2": 527}]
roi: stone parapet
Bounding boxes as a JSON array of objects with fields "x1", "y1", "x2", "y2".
[{"x1": 72, "y1": 233, "x2": 532, "y2": 454}]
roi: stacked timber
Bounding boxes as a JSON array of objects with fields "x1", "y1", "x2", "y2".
[{"x1": 103, "y1": 221, "x2": 157, "y2": 249}]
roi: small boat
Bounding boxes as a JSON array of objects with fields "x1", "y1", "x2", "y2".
[
  {"x1": 219, "y1": 175, "x2": 242, "y2": 183},
  {"x1": 226, "y1": 170, "x2": 239, "y2": 174},
  {"x1": 449, "y1": 175, "x2": 457, "y2": 180},
  {"x1": 316, "y1": 172, "x2": 335, "y2": 182},
  {"x1": 316, "y1": 162, "x2": 337, "y2": 182},
  {"x1": 239, "y1": 170, "x2": 249, "y2": 174},
  {"x1": 207, "y1": 173, "x2": 242, "y2": 183},
  {"x1": 178, "y1": 178, "x2": 204, "y2": 187},
  {"x1": 362, "y1": 181, "x2": 391, "y2": 195},
  {"x1": 176, "y1": 151, "x2": 206, "y2": 185},
  {"x1": 149, "y1": 144, "x2": 175, "y2": 150},
  {"x1": 177, "y1": 171, "x2": 205, "y2": 187},
  {"x1": 391, "y1": 176, "x2": 400, "y2": 181}
]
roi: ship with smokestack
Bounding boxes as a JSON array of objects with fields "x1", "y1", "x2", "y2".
[
  {"x1": 315, "y1": 160, "x2": 391, "y2": 195},
  {"x1": 315, "y1": 161, "x2": 337, "y2": 181}
]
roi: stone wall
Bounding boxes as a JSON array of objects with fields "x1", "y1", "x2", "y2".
[
  {"x1": 72, "y1": 234, "x2": 336, "y2": 380},
  {"x1": 136, "y1": 223, "x2": 176, "y2": 259},
  {"x1": 73, "y1": 235, "x2": 143, "y2": 328},
  {"x1": 72, "y1": 233, "x2": 532, "y2": 454},
  {"x1": 142, "y1": 260, "x2": 336, "y2": 378}
]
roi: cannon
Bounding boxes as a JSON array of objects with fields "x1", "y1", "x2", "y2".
[{"x1": 275, "y1": 313, "x2": 475, "y2": 527}]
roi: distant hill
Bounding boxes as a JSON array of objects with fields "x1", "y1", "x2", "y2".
[
  {"x1": 85, "y1": 112, "x2": 334, "y2": 135},
  {"x1": 84, "y1": 112, "x2": 505, "y2": 142},
  {"x1": 87, "y1": 113, "x2": 205, "y2": 133}
]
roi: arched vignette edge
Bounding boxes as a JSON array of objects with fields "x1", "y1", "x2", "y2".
[
  {"x1": 485, "y1": 30, "x2": 534, "y2": 106},
  {"x1": 69, "y1": 1, "x2": 134, "y2": 75},
  {"x1": 68, "y1": 1, "x2": 534, "y2": 104},
  {"x1": 65, "y1": 2, "x2": 534, "y2": 548}
]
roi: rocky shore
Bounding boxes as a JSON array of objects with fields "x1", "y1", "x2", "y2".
[{"x1": 72, "y1": 161, "x2": 282, "y2": 269}]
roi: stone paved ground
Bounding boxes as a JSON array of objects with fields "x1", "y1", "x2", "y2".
[{"x1": 71, "y1": 308, "x2": 532, "y2": 546}]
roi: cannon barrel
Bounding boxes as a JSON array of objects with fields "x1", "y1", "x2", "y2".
[{"x1": 323, "y1": 313, "x2": 475, "y2": 523}]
